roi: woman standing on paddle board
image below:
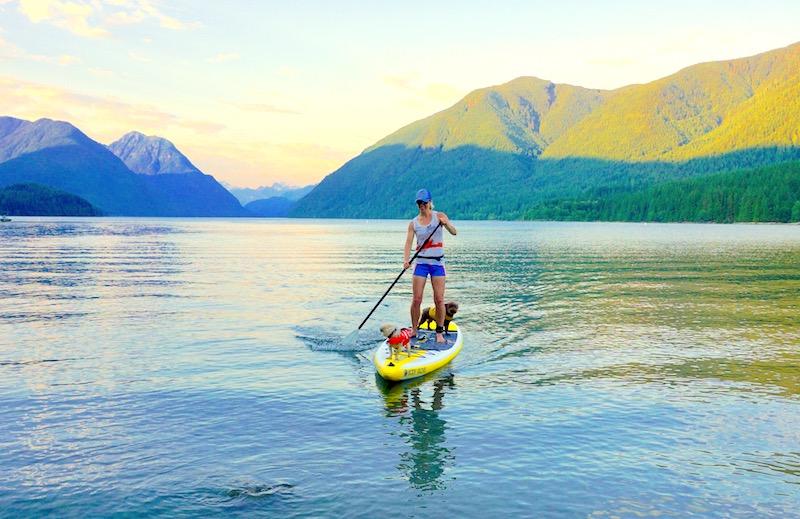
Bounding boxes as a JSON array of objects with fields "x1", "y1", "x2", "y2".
[{"x1": 403, "y1": 188, "x2": 457, "y2": 343}]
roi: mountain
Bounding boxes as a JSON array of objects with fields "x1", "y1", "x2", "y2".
[
  {"x1": 107, "y1": 131, "x2": 246, "y2": 216},
  {"x1": 543, "y1": 42, "x2": 800, "y2": 161},
  {"x1": 228, "y1": 182, "x2": 316, "y2": 205},
  {"x1": 293, "y1": 42, "x2": 800, "y2": 221},
  {"x1": 368, "y1": 77, "x2": 607, "y2": 157},
  {"x1": 0, "y1": 117, "x2": 159, "y2": 215},
  {"x1": 108, "y1": 131, "x2": 203, "y2": 175},
  {"x1": 244, "y1": 196, "x2": 294, "y2": 217},
  {"x1": 0, "y1": 116, "x2": 247, "y2": 216},
  {"x1": 525, "y1": 160, "x2": 800, "y2": 223},
  {"x1": 0, "y1": 183, "x2": 101, "y2": 216}
]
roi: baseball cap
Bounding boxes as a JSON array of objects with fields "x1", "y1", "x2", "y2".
[{"x1": 415, "y1": 188, "x2": 432, "y2": 203}]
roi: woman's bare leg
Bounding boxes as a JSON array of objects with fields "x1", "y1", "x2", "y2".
[
  {"x1": 431, "y1": 275, "x2": 446, "y2": 343},
  {"x1": 410, "y1": 275, "x2": 427, "y2": 336}
]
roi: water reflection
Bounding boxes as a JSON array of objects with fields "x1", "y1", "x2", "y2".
[
  {"x1": 376, "y1": 372, "x2": 456, "y2": 491},
  {"x1": 3, "y1": 219, "x2": 800, "y2": 516}
]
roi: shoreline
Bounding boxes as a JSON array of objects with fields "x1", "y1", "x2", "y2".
[{"x1": 3, "y1": 215, "x2": 800, "y2": 225}]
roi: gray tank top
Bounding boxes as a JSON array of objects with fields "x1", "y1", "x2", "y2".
[{"x1": 413, "y1": 211, "x2": 445, "y2": 265}]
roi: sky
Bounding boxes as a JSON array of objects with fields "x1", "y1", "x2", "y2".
[{"x1": 0, "y1": 0, "x2": 798, "y2": 188}]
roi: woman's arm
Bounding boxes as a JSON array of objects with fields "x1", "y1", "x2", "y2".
[
  {"x1": 438, "y1": 212, "x2": 457, "y2": 235},
  {"x1": 403, "y1": 221, "x2": 414, "y2": 269}
]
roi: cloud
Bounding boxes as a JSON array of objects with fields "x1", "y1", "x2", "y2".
[
  {"x1": 585, "y1": 56, "x2": 638, "y2": 67},
  {"x1": 127, "y1": 50, "x2": 150, "y2": 62},
  {"x1": 234, "y1": 102, "x2": 300, "y2": 115},
  {"x1": 10, "y1": 0, "x2": 197, "y2": 38},
  {"x1": 0, "y1": 75, "x2": 225, "y2": 141},
  {"x1": 0, "y1": 33, "x2": 80, "y2": 66},
  {"x1": 0, "y1": 75, "x2": 345, "y2": 187},
  {"x1": 105, "y1": 0, "x2": 197, "y2": 30},
  {"x1": 207, "y1": 52, "x2": 240, "y2": 64},
  {"x1": 382, "y1": 74, "x2": 413, "y2": 90},
  {"x1": 276, "y1": 65, "x2": 299, "y2": 78},
  {"x1": 382, "y1": 73, "x2": 463, "y2": 104},
  {"x1": 88, "y1": 66, "x2": 114, "y2": 77},
  {"x1": 18, "y1": 0, "x2": 109, "y2": 37},
  {"x1": 423, "y1": 82, "x2": 462, "y2": 103},
  {"x1": 57, "y1": 54, "x2": 79, "y2": 65},
  {"x1": 182, "y1": 139, "x2": 354, "y2": 187}
]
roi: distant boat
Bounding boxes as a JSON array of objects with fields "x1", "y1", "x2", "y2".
[{"x1": 0, "y1": 215, "x2": 10, "y2": 222}]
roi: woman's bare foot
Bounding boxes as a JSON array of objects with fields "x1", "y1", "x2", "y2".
[{"x1": 435, "y1": 333, "x2": 445, "y2": 343}]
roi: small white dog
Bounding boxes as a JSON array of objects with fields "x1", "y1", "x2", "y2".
[{"x1": 380, "y1": 323, "x2": 413, "y2": 359}]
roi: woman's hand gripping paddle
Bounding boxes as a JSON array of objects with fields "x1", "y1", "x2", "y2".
[{"x1": 341, "y1": 221, "x2": 443, "y2": 347}]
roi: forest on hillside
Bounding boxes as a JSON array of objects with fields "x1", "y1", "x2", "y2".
[
  {"x1": 0, "y1": 183, "x2": 102, "y2": 216},
  {"x1": 522, "y1": 161, "x2": 800, "y2": 223}
]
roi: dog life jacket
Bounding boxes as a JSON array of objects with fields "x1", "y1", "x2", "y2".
[
  {"x1": 425, "y1": 307, "x2": 455, "y2": 321},
  {"x1": 388, "y1": 328, "x2": 413, "y2": 346},
  {"x1": 413, "y1": 211, "x2": 444, "y2": 265}
]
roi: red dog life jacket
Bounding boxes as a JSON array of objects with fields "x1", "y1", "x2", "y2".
[{"x1": 387, "y1": 328, "x2": 413, "y2": 347}]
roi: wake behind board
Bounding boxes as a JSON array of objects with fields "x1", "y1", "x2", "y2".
[{"x1": 374, "y1": 321, "x2": 463, "y2": 382}]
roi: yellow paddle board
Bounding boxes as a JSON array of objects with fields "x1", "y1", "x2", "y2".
[{"x1": 374, "y1": 321, "x2": 462, "y2": 382}]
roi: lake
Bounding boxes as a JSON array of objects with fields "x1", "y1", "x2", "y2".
[{"x1": 1, "y1": 218, "x2": 799, "y2": 517}]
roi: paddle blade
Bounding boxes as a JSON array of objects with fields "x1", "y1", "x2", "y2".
[{"x1": 341, "y1": 329, "x2": 360, "y2": 347}]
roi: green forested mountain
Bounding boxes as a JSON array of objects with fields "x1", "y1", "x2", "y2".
[
  {"x1": 293, "y1": 42, "x2": 800, "y2": 221},
  {"x1": 0, "y1": 183, "x2": 101, "y2": 216},
  {"x1": 369, "y1": 77, "x2": 607, "y2": 157},
  {"x1": 524, "y1": 161, "x2": 800, "y2": 222},
  {"x1": 544, "y1": 41, "x2": 800, "y2": 161}
]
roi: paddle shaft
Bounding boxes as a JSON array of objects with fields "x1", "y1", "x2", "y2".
[{"x1": 355, "y1": 221, "x2": 443, "y2": 331}]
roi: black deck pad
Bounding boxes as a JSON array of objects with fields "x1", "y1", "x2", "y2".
[{"x1": 409, "y1": 329, "x2": 456, "y2": 351}]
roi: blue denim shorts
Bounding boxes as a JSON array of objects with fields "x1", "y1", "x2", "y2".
[{"x1": 413, "y1": 263, "x2": 446, "y2": 278}]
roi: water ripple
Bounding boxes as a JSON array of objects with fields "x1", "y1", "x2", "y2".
[{"x1": 1, "y1": 218, "x2": 799, "y2": 517}]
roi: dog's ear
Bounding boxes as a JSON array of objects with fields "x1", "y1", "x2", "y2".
[{"x1": 380, "y1": 323, "x2": 396, "y2": 337}]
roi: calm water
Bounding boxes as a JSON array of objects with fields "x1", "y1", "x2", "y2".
[{"x1": 1, "y1": 218, "x2": 799, "y2": 517}]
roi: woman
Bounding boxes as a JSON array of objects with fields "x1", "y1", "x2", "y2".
[{"x1": 403, "y1": 188, "x2": 457, "y2": 343}]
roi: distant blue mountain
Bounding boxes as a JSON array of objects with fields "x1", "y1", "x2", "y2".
[
  {"x1": 108, "y1": 131, "x2": 246, "y2": 216},
  {"x1": 244, "y1": 196, "x2": 294, "y2": 217},
  {"x1": 0, "y1": 116, "x2": 247, "y2": 216},
  {"x1": 108, "y1": 131, "x2": 203, "y2": 175},
  {"x1": 0, "y1": 117, "x2": 159, "y2": 215},
  {"x1": 227, "y1": 182, "x2": 315, "y2": 205}
]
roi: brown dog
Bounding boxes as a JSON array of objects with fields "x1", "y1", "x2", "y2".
[{"x1": 418, "y1": 301, "x2": 459, "y2": 331}]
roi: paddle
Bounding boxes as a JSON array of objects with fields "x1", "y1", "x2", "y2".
[{"x1": 342, "y1": 221, "x2": 443, "y2": 346}]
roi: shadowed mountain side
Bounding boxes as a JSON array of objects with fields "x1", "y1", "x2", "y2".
[
  {"x1": 0, "y1": 145, "x2": 159, "y2": 215},
  {"x1": 245, "y1": 196, "x2": 294, "y2": 217},
  {"x1": 290, "y1": 144, "x2": 800, "y2": 220},
  {"x1": 0, "y1": 116, "x2": 249, "y2": 216},
  {"x1": 141, "y1": 173, "x2": 249, "y2": 217},
  {"x1": 107, "y1": 129, "x2": 248, "y2": 216},
  {"x1": 559, "y1": 160, "x2": 800, "y2": 223},
  {"x1": 0, "y1": 183, "x2": 101, "y2": 216}
]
